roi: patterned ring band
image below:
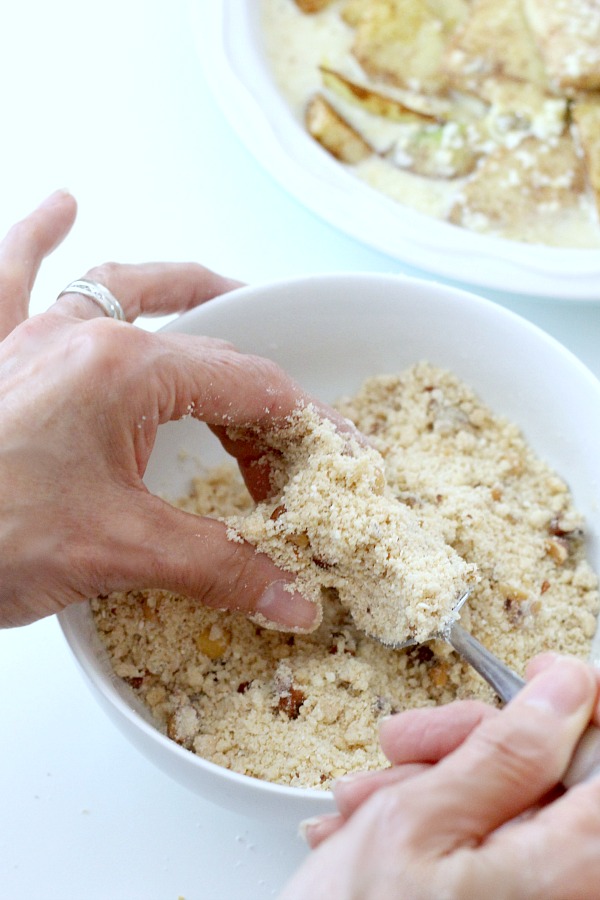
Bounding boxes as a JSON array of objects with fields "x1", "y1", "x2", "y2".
[{"x1": 56, "y1": 279, "x2": 127, "y2": 322}]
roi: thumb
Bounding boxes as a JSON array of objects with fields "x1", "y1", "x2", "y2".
[
  {"x1": 395, "y1": 656, "x2": 597, "y2": 854},
  {"x1": 98, "y1": 492, "x2": 321, "y2": 632}
]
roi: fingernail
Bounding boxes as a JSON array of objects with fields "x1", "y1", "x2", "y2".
[
  {"x1": 524, "y1": 651, "x2": 560, "y2": 681},
  {"x1": 298, "y1": 814, "x2": 337, "y2": 845},
  {"x1": 332, "y1": 770, "x2": 371, "y2": 801},
  {"x1": 522, "y1": 657, "x2": 591, "y2": 716},
  {"x1": 256, "y1": 581, "x2": 320, "y2": 632},
  {"x1": 38, "y1": 188, "x2": 71, "y2": 208},
  {"x1": 333, "y1": 770, "x2": 370, "y2": 790},
  {"x1": 298, "y1": 815, "x2": 321, "y2": 844}
]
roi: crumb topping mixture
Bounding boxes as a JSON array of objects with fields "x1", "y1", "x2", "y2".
[
  {"x1": 226, "y1": 405, "x2": 477, "y2": 645},
  {"x1": 93, "y1": 363, "x2": 599, "y2": 789}
]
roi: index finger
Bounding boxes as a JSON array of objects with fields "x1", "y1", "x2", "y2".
[
  {"x1": 378, "y1": 700, "x2": 497, "y2": 765},
  {"x1": 387, "y1": 656, "x2": 597, "y2": 853},
  {"x1": 0, "y1": 190, "x2": 77, "y2": 337}
]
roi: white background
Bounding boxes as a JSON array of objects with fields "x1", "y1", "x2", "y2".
[{"x1": 1, "y1": 2, "x2": 599, "y2": 899}]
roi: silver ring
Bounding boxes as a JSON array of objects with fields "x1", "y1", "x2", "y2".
[{"x1": 57, "y1": 279, "x2": 127, "y2": 321}]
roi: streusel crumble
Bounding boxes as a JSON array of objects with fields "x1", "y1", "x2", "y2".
[{"x1": 92, "y1": 363, "x2": 599, "y2": 789}]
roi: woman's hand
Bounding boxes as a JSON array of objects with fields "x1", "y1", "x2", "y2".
[
  {"x1": 284, "y1": 654, "x2": 600, "y2": 899},
  {"x1": 0, "y1": 191, "x2": 328, "y2": 629}
]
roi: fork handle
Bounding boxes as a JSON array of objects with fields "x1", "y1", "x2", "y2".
[
  {"x1": 447, "y1": 622, "x2": 600, "y2": 787},
  {"x1": 447, "y1": 622, "x2": 525, "y2": 702}
]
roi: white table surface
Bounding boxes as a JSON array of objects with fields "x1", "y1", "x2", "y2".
[{"x1": 1, "y1": 2, "x2": 599, "y2": 899}]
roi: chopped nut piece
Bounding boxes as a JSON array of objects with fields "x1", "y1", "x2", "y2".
[
  {"x1": 417, "y1": 646, "x2": 435, "y2": 664},
  {"x1": 167, "y1": 705, "x2": 200, "y2": 746},
  {"x1": 277, "y1": 686, "x2": 306, "y2": 720},
  {"x1": 430, "y1": 663, "x2": 449, "y2": 687},
  {"x1": 287, "y1": 532, "x2": 311, "y2": 550},
  {"x1": 142, "y1": 597, "x2": 158, "y2": 621},
  {"x1": 372, "y1": 467, "x2": 386, "y2": 495},
  {"x1": 549, "y1": 513, "x2": 583, "y2": 538},
  {"x1": 273, "y1": 662, "x2": 306, "y2": 719},
  {"x1": 497, "y1": 583, "x2": 529, "y2": 602},
  {"x1": 546, "y1": 537, "x2": 570, "y2": 565},
  {"x1": 195, "y1": 625, "x2": 230, "y2": 659},
  {"x1": 312, "y1": 555, "x2": 335, "y2": 569}
]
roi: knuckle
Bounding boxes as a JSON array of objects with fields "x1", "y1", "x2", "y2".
[
  {"x1": 474, "y1": 718, "x2": 556, "y2": 786},
  {"x1": 247, "y1": 354, "x2": 287, "y2": 383},
  {"x1": 244, "y1": 353, "x2": 301, "y2": 408},
  {"x1": 189, "y1": 522, "x2": 271, "y2": 614},
  {"x1": 212, "y1": 541, "x2": 263, "y2": 610},
  {"x1": 13, "y1": 313, "x2": 48, "y2": 343},
  {"x1": 84, "y1": 261, "x2": 122, "y2": 288},
  {"x1": 203, "y1": 350, "x2": 294, "y2": 413},
  {"x1": 68, "y1": 317, "x2": 147, "y2": 377},
  {"x1": 434, "y1": 851, "x2": 507, "y2": 900}
]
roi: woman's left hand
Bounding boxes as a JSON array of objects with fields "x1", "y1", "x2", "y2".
[{"x1": 0, "y1": 191, "x2": 333, "y2": 630}]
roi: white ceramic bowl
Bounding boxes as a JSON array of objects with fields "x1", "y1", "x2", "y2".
[{"x1": 59, "y1": 273, "x2": 600, "y2": 828}]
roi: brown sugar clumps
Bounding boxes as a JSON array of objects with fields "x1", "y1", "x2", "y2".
[
  {"x1": 92, "y1": 363, "x2": 599, "y2": 789},
  {"x1": 225, "y1": 405, "x2": 477, "y2": 645}
]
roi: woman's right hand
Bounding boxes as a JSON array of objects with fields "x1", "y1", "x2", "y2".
[{"x1": 284, "y1": 654, "x2": 600, "y2": 899}]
